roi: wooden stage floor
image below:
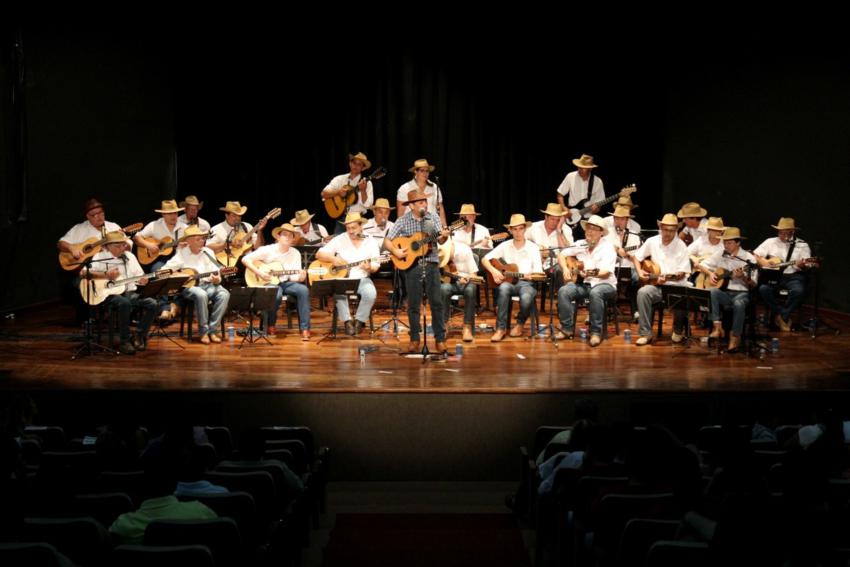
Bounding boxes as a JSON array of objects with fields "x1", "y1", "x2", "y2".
[{"x1": 1, "y1": 299, "x2": 848, "y2": 393}]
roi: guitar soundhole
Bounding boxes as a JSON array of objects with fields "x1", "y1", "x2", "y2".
[{"x1": 411, "y1": 242, "x2": 420, "y2": 252}]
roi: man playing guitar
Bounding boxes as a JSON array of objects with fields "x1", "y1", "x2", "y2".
[
  {"x1": 439, "y1": 239, "x2": 481, "y2": 343},
  {"x1": 58, "y1": 198, "x2": 132, "y2": 259},
  {"x1": 206, "y1": 201, "x2": 268, "y2": 263},
  {"x1": 321, "y1": 152, "x2": 375, "y2": 233},
  {"x1": 555, "y1": 153, "x2": 605, "y2": 225}
]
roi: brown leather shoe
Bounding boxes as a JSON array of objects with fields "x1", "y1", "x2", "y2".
[
  {"x1": 589, "y1": 334, "x2": 602, "y2": 347},
  {"x1": 509, "y1": 323, "x2": 524, "y2": 337},
  {"x1": 727, "y1": 334, "x2": 741, "y2": 352},
  {"x1": 491, "y1": 329, "x2": 506, "y2": 342},
  {"x1": 408, "y1": 340, "x2": 420, "y2": 353},
  {"x1": 462, "y1": 325, "x2": 474, "y2": 342},
  {"x1": 209, "y1": 333, "x2": 222, "y2": 344},
  {"x1": 266, "y1": 326, "x2": 277, "y2": 336},
  {"x1": 435, "y1": 341, "x2": 448, "y2": 353},
  {"x1": 344, "y1": 320, "x2": 356, "y2": 336},
  {"x1": 199, "y1": 334, "x2": 211, "y2": 345},
  {"x1": 775, "y1": 314, "x2": 791, "y2": 332},
  {"x1": 708, "y1": 322, "x2": 724, "y2": 339},
  {"x1": 301, "y1": 329, "x2": 311, "y2": 341}
]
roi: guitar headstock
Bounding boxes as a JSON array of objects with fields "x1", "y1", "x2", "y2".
[
  {"x1": 121, "y1": 223, "x2": 144, "y2": 235},
  {"x1": 489, "y1": 232, "x2": 510, "y2": 242},
  {"x1": 449, "y1": 218, "x2": 467, "y2": 231},
  {"x1": 220, "y1": 267, "x2": 238, "y2": 278},
  {"x1": 266, "y1": 208, "x2": 282, "y2": 221},
  {"x1": 619, "y1": 184, "x2": 637, "y2": 198},
  {"x1": 370, "y1": 166, "x2": 387, "y2": 181}
]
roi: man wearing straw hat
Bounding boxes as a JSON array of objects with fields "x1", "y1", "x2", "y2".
[
  {"x1": 178, "y1": 195, "x2": 211, "y2": 233},
  {"x1": 450, "y1": 204, "x2": 493, "y2": 250},
  {"x1": 604, "y1": 205, "x2": 643, "y2": 319},
  {"x1": 163, "y1": 226, "x2": 231, "y2": 345},
  {"x1": 687, "y1": 217, "x2": 726, "y2": 282},
  {"x1": 603, "y1": 195, "x2": 641, "y2": 235},
  {"x1": 528, "y1": 203, "x2": 574, "y2": 276},
  {"x1": 677, "y1": 202, "x2": 708, "y2": 245},
  {"x1": 631, "y1": 213, "x2": 692, "y2": 346},
  {"x1": 703, "y1": 226, "x2": 758, "y2": 352},
  {"x1": 207, "y1": 201, "x2": 267, "y2": 255},
  {"x1": 439, "y1": 238, "x2": 480, "y2": 343},
  {"x1": 322, "y1": 152, "x2": 375, "y2": 233},
  {"x1": 482, "y1": 214, "x2": 543, "y2": 342},
  {"x1": 317, "y1": 212, "x2": 383, "y2": 336},
  {"x1": 362, "y1": 198, "x2": 395, "y2": 239},
  {"x1": 135, "y1": 200, "x2": 189, "y2": 319},
  {"x1": 396, "y1": 159, "x2": 447, "y2": 228},
  {"x1": 290, "y1": 209, "x2": 329, "y2": 245},
  {"x1": 555, "y1": 215, "x2": 618, "y2": 346},
  {"x1": 243, "y1": 223, "x2": 312, "y2": 340},
  {"x1": 555, "y1": 153, "x2": 605, "y2": 224},
  {"x1": 82, "y1": 231, "x2": 158, "y2": 355},
  {"x1": 385, "y1": 189, "x2": 450, "y2": 352},
  {"x1": 754, "y1": 217, "x2": 813, "y2": 332}
]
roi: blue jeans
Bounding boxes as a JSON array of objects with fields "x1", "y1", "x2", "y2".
[
  {"x1": 495, "y1": 280, "x2": 537, "y2": 330},
  {"x1": 404, "y1": 262, "x2": 445, "y2": 342},
  {"x1": 334, "y1": 278, "x2": 377, "y2": 324},
  {"x1": 759, "y1": 273, "x2": 806, "y2": 321},
  {"x1": 710, "y1": 288, "x2": 750, "y2": 336},
  {"x1": 182, "y1": 283, "x2": 230, "y2": 337},
  {"x1": 104, "y1": 292, "x2": 157, "y2": 341},
  {"x1": 440, "y1": 281, "x2": 478, "y2": 325},
  {"x1": 636, "y1": 285, "x2": 688, "y2": 337},
  {"x1": 557, "y1": 283, "x2": 616, "y2": 335},
  {"x1": 268, "y1": 281, "x2": 311, "y2": 330}
]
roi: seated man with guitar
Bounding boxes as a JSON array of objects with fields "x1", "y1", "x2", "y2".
[
  {"x1": 754, "y1": 217, "x2": 816, "y2": 332},
  {"x1": 316, "y1": 212, "x2": 383, "y2": 336},
  {"x1": 631, "y1": 213, "x2": 692, "y2": 346},
  {"x1": 528, "y1": 203, "x2": 574, "y2": 285},
  {"x1": 207, "y1": 201, "x2": 273, "y2": 267},
  {"x1": 439, "y1": 239, "x2": 483, "y2": 343},
  {"x1": 385, "y1": 189, "x2": 452, "y2": 353},
  {"x1": 677, "y1": 202, "x2": 708, "y2": 245},
  {"x1": 242, "y1": 223, "x2": 311, "y2": 340},
  {"x1": 555, "y1": 153, "x2": 605, "y2": 226},
  {"x1": 290, "y1": 209, "x2": 330, "y2": 246},
  {"x1": 556, "y1": 215, "x2": 618, "y2": 346},
  {"x1": 687, "y1": 217, "x2": 726, "y2": 287},
  {"x1": 362, "y1": 198, "x2": 395, "y2": 239},
  {"x1": 178, "y1": 195, "x2": 211, "y2": 232},
  {"x1": 451, "y1": 204, "x2": 496, "y2": 250},
  {"x1": 163, "y1": 226, "x2": 231, "y2": 345},
  {"x1": 58, "y1": 198, "x2": 135, "y2": 266},
  {"x1": 703, "y1": 227, "x2": 758, "y2": 352},
  {"x1": 482, "y1": 214, "x2": 545, "y2": 342},
  {"x1": 81, "y1": 231, "x2": 158, "y2": 355},
  {"x1": 321, "y1": 152, "x2": 383, "y2": 234},
  {"x1": 134, "y1": 200, "x2": 188, "y2": 319},
  {"x1": 604, "y1": 205, "x2": 643, "y2": 318}
]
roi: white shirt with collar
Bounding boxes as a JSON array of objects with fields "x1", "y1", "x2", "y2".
[
  {"x1": 687, "y1": 235, "x2": 723, "y2": 263},
  {"x1": 60, "y1": 220, "x2": 132, "y2": 249},
  {"x1": 633, "y1": 235, "x2": 692, "y2": 287},
  {"x1": 681, "y1": 218, "x2": 708, "y2": 243},
  {"x1": 484, "y1": 240, "x2": 543, "y2": 275},
  {"x1": 295, "y1": 223, "x2": 329, "y2": 245},
  {"x1": 555, "y1": 171, "x2": 605, "y2": 211},
  {"x1": 450, "y1": 241, "x2": 479, "y2": 276},
  {"x1": 318, "y1": 232, "x2": 382, "y2": 280},
  {"x1": 243, "y1": 244, "x2": 302, "y2": 282},
  {"x1": 208, "y1": 220, "x2": 256, "y2": 247},
  {"x1": 324, "y1": 173, "x2": 374, "y2": 215},
  {"x1": 162, "y1": 246, "x2": 222, "y2": 284},
  {"x1": 451, "y1": 223, "x2": 493, "y2": 250},
  {"x1": 89, "y1": 250, "x2": 145, "y2": 292},
  {"x1": 362, "y1": 218, "x2": 394, "y2": 239},
  {"x1": 559, "y1": 238, "x2": 618, "y2": 288},
  {"x1": 754, "y1": 237, "x2": 812, "y2": 275},
  {"x1": 139, "y1": 218, "x2": 187, "y2": 241},
  {"x1": 604, "y1": 227, "x2": 642, "y2": 268},
  {"x1": 603, "y1": 215, "x2": 641, "y2": 235},
  {"x1": 703, "y1": 249, "x2": 759, "y2": 292},
  {"x1": 396, "y1": 180, "x2": 442, "y2": 215},
  {"x1": 177, "y1": 214, "x2": 211, "y2": 233}
]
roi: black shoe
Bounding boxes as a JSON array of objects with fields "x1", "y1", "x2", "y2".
[
  {"x1": 132, "y1": 336, "x2": 147, "y2": 352},
  {"x1": 344, "y1": 320, "x2": 355, "y2": 336},
  {"x1": 118, "y1": 341, "x2": 136, "y2": 355},
  {"x1": 354, "y1": 320, "x2": 366, "y2": 335}
]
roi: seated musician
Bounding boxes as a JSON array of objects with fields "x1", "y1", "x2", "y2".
[
  {"x1": 687, "y1": 216, "x2": 725, "y2": 286},
  {"x1": 482, "y1": 214, "x2": 543, "y2": 342},
  {"x1": 242, "y1": 223, "x2": 311, "y2": 340},
  {"x1": 163, "y1": 226, "x2": 230, "y2": 345},
  {"x1": 604, "y1": 205, "x2": 642, "y2": 318},
  {"x1": 704, "y1": 227, "x2": 758, "y2": 352},
  {"x1": 556, "y1": 215, "x2": 617, "y2": 346},
  {"x1": 321, "y1": 152, "x2": 374, "y2": 235},
  {"x1": 177, "y1": 195, "x2": 211, "y2": 232},
  {"x1": 753, "y1": 217, "x2": 813, "y2": 332},
  {"x1": 58, "y1": 198, "x2": 131, "y2": 258},
  {"x1": 631, "y1": 213, "x2": 692, "y2": 345},
  {"x1": 439, "y1": 239, "x2": 480, "y2": 343},
  {"x1": 384, "y1": 189, "x2": 450, "y2": 353},
  {"x1": 316, "y1": 212, "x2": 382, "y2": 336},
  {"x1": 451, "y1": 204, "x2": 493, "y2": 250},
  {"x1": 206, "y1": 201, "x2": 267, "y2": 260},
  {"x1": 603, "y1": 195, "x2": 642, "y2": 234},
  {"x1": 135, "y1": 200, "x2": 188, "y2": 320},
  {"x1": 362, "y1": 198, "x2": 395, "y2": 239},
  {"x1": 527, "y1": 203, "x2": 573, "y2": 286},
  {"x1": 81, "y1": 231, "x2": 157, "y2": 355},
  {"x1": 291, "y1": 209, "x2": 329, "y2": 245},
  {"x1": 677, "y1": 202, "x2": 708, "y2": 245}
]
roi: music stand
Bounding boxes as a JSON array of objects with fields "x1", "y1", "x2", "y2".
[
  {"x1": 312, "y1": 278, "x2": 361, "y2": 344},
  {"x1": 661, "y1": 285, "x2": 712, "y2": 357},
  {"x1": 228, "y1": 286, "x2": 277, "y2": 348},
  {"x1": 138, "y1": 275, "x2": 190, "y2": 349},
  {"x1": 72, "y1": 261, "x2": 119, "y2": 359}
]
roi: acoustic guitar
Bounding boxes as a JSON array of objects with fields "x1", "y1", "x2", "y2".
[
  {"x1": 173, "y1": 266, "x2": 238, "y2": 289},
  {"x1": 137, "y1": 236, "x2": 180, "y2": 265},
  {"x1": 486, "y1": 258, "x2": 547, "y2": 287},
  {"x1": 215, "y1": 208, "x2": 282, "y2": 267},
  {"x1": 470, "y1": 232, "x2": 509, "y2": 249},
  {"x1": 566, "y1": 185, "x2": 637, "y2": 227},
  {"x1": 701, "y1": 265, "x2": 757, "y2": 291},
  {"x1": 562, "y1": 256, "x2": 600, "y2": 285},
  {"x1": 58, "y1": 223, "x2": 143, "y2": 270},
  {"x1": 387, "y1": 218, "x2": 466, "y2": 270},
  {"x1": 440, "y1": 270, "x2": 484, "y2": 285},
  {"x1": 308, "y1": 253, "x2": 391, "y2": 284},
  {"x1": 78, "y1": 269, "x2": 172, "y2": 306},
  {"x1": 763, "y1": 256, "x2": 820, "y2": 270},
  {"x1": 324, "y1": 167, "x2": 388, "y2": 219},
  {"x1": 638, "y1": 259, "x2": 685, "y2": 284},
  {"x1": 244, "y1": 262, "x2": 328, "y2": 288}
]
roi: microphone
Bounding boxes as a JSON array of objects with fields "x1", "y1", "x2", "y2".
[
  {"x1": 432, "y1": 175, "x2": 441, "y2": 186},
  {"x1": 422, "y1": 218, "x2": 437, "y2": 237}
]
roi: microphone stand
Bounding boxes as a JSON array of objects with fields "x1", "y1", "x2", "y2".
[
  {"x1": 540, "y1": 248, "x2": 566, "y2": 345},
  {"x1": 72, "y1": 257, "x2": 119, "y2": 359}
]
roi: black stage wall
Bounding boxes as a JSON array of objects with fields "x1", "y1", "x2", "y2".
[{"x1": 1, "y1": 24, "x2": 848, "y2": 312}]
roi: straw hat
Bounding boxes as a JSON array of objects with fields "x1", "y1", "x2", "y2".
[
  {"x1": 408, "y1": 158, "x2": 435, "y2": 173},
  {"x1": 179, "y1": 225, "x2": 210, "y2": 242},
  {"x1": 340, "y1": 212, "x2": 368, "y2": 226},
  {"x1": 154, "y1": 199, "x2": 184, "y2": 214},
  {"x1": 102, "y1": 231, "x2": 128, "y2": 246},
  {"x1": 540, "y1": 203, "x2": 567, "y2": 217},
  {"x1": 454, "y1": 204, "x2": 482, "y2": 216},
  {"x1": 656, "y1": 213, "x2": 680, "y2": 227},
  {"x1": 219, "y1": 201, "x2": 248, "y2": 216},
  {"x1": 348, "y1": 152, "x2": 372, "y2": 169},
  {"x1": 290, "y1": 209, "x2": 315, "y2": 226},
  {"x1": 371, "y1": 198, "x2": 391, "y2": 210},
  {"x1": 677, "y1": 202, "x2": 707, "y2": 218},
  {"x1": 720, "y1": 227, "x2": 746, "y2": 240},
  {"x1": 771, "y1": 217, "x2": 798, "y2": 230},
  {"x1": 503, "y1": 214, "x2": 532, "y2": 229},
  {"x1": 705, "y1": 217, "x2": 726, "y2": 231},
  {"x1": 271, "y1": 223, "x2": 298, "y2": 240},
  {"x1": 83, "y1": 198, "x2": 105, "y2": 214},
  {"x1": 179, "y1": 195, "x2": 203, "y2": 209},
  {"x1": 610, "y1": 205, "x2": 634, "y2": 218},
  {"x1": 403, "y1": 189, "x2": 428, "y2": 205},
  {"x1": 613, "y1": 195, "x2": 637, "y2": 210},
  {"x1": 580, "y1": 215, "x2": 609, "y2": 237},
  {"x1": 572, "y1": 154, "x2": 598, "y2": 169}
]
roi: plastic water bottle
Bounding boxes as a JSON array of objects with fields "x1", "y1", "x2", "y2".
[
  {"x1": 579, "y1": 328, "x2": 588, "y2": 342},
  {"x1": 623, "y1": 329, "x2": 632, "y2": 343},
  {"x1": 771, "y1": 337, "x2": 780, "y2": 354},
  {"x1": 359, "y1": 346, "x2": 367, "y2": 364},
  {"x1": 227, "y1": 325, "x2": 236, "y2": 341},
  {"x1": 455, "y1": 343, "x2": 464, "y2": 357}
]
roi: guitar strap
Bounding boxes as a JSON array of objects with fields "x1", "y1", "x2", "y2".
[
  {"x1": 203, "y1": 250, "x2": 225, "y2": 269},
  {"x1": 784, "y1": 237, "x2": 796, "y2": 264},
  {"x1": 573, "y1": 171, "x2": 595, "y2": 208}
]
